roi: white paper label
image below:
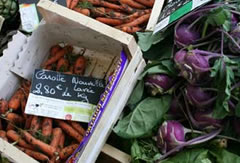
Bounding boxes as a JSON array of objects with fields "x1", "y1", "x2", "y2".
[
  {"x1": 19, "y1": 4, "x2": 39, "y2": 32},
  {"x1": 25, "y1": 93, "x2": 96, "y2": 122}
]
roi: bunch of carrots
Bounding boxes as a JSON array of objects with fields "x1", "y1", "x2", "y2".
[
  {"x1": 0, "y1": 44, "x2": 88, "y2": 162},
  {"x1": 43, "y1": 44, "x2": 87, "y2": 75},
  {"x1": 66, "y1": 0, "x2": 154, "y2": 34}
]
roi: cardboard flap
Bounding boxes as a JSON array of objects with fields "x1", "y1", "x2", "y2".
[{"x1": 0, "y1": 31, "x2": 27, "y2": 100}]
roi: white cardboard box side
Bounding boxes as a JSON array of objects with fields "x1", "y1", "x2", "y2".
[
  {"x1": 37, "y1": 0, "x2": 138, "y2": 58},
  {"x1": 0, "y1": 31, "x2": 27, "y2": 100},
  {"x1": 78, "y1": 47, "x2": 146, "y2": 163}
]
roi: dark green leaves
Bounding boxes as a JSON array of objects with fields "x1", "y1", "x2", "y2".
[
  {"x1": 206, "y1": 7, "x2": 231, "y2": 31},
  {"x1": 131, "y1": 139, "x2": 161, "y2": 163},
  {"x1": 161, "y1": 148, "x2": 212, "y2": 163},
  {"x1": 210, "y1": 57, "x2": 235, "y2": 119},
  {"x1": 113, "y1": 96, "x2": 172, "y2": 138},
  {"x1": 139, "y1": 60, "x2": 177, "y2": 80},
  {"x1": 210, "y1": 149, "x2": 240, "y2": 163},
  {"x1": 127, "y1": 80, "x2": 145, "y2": 110}
]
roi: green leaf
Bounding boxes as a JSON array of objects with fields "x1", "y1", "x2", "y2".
[
  {"x1": 211, "y1": 57, "x2": 235, "y2": 119},
  {"x1": 235, "y1": 101, "x2": 240, "y2": 117},
  {"x1": 131, "y1": 139, "x2": 161, "y2": 163},
  {"x1": 127, "y1": 80, "x2": 145, "y2": 110},
  {"x1": 113, "y1": 96, "x2": 172, "y2": 138},
  {"x1": 136, "y1": 27, "x2": 173, "y2": 52},
  {"x1": 210, "y1": 149, "x2": 240, "y2": 163},
  {"x1": 139, "y1": 60, "x2": 177, "y2": 79},
  {"x1": 161, "y1": 148, "x2": 211, "y2": 163},
  {"x1": 206, "y1": 7, "x2": 231, "y2": 31},
  {"x1": 142, "y1": 34, "x2": 173, "y2": 60}
]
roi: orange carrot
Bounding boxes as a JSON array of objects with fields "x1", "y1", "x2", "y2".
[
  {"x1": 56, "y1": 57, "x2": 69, "y2": 72},
  {"x1": 50, "y1": 133, "x2": 65, "y2": 163},
  {"x1": 7, "y1": 130, "x2": 34, "y2": 150},
  {"x1": 59, "y1": 144, "x2": 79, "y2": 160},
  {"x1": 43, "y1": 45, "x2": 73, "y2": 67},
  {"x1": 55, "y1": 120, "x2": 83, "y2": 143},
  {"x1": 6, "y1": 124, "x2": 14, "y2": 131},
  {"x1": 120, "y1": 0, "x2": 146, "y2": 9},
  {"x1": 91, "y1": 7, "x2": 127, "y2": 19},
  {"x1": 73, "y1": 7, "x2": 91, "y2": 16},
  {"x1": 116, "y1": 13, "x2": 150, "y2": 27},
  {"x1": 69, "y1": 121, "x2": 85, "y2": 136},
  {"x1": 58, "y1": 133, "x2": 65, "y2": 149},
  {"x1": 42, "y1": 118, "x2": 53, "y2": 139},
  {"x1": 6, "y1": 113, "x2": 24, "y2": 130},
  {"x1": 21, "y1": 97, "x2": 27, "y2": 119},
  {"x1": 96, "y1": 17, "x2": 124, "y2": 26},
  {"x1": 8, "y1": 89, "x2": 24, "y2": 111},
  {"x1": 87, "y1": 0, "x2": 122, "y2": 10},
  {"x1": 120, "y1": 3, "x2": 137, "y2": 13},
  {"x1": 66, "y1": 0, "x2": 72, "y2": 8},
  {"x1": 30, "y1": 116, "x2": 42, "y2": 135},
  {"x1": 135, "y1": 0, "x2": 154, "y2": 7},
  {"x1": 0, "y1": 130, "x2": 8, "y2": 141},
  {"x1": 23, "y1": 131, "x2": 56, "y2": 157},
  {"x1": 6, "y1": 113, "x2": 24, "y2": 125},
  {"x1": 120, "y1": 26, "x2": 142, "y2": 33},
  {"x1": 44, "y1": 65, "x2": 53, "y2": 70},
  {"x1": 50, "y1": 45, "x2": 62, "y2": 57},
  {"x1": 18, "y1": 146, "x2": 50, "y2": 161},
  {"x1": 126, "y1": 9, "x2": 151, "y2": 21},
  {"x1": 50, "y1": 128, "x2": 62, "y2": 148},
  {"x1": 24, "y1": 115, "x2": 33, "y2": 129},
  {"x1": 70, "y1": 0, "x2": 79, "y2": 9},
  {"x1": 74, "y1": 56, "x2": 86, "y2": 75},
  {"x1": 0, "y1": 99, "x2": 8, "y2": 114}
]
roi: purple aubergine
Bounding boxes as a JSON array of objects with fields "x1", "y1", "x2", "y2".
[
  {"x1": 174, "y1": 50, "x2": 211, "y2": 84},
  {"x1": 194, "y1": 109, "x2": 222, "y2": 130},
  {"x1": 157, "y1": 121, "x2": 186, "y2": 153},
  {"x1": 175, "y1": 24, "x2": 200, "y2": 47},
  {"x1": 186, "y1": 85, "x2": 214, "y2": 108},
  {"x1": 144, "y1": 74, "x2": 174, "y2": 96}
]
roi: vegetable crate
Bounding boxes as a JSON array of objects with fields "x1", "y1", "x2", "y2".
[
  {"x1": 63, "y1": 0, "x2": 165, "y2": 33},
  {"x1": 0, "y1": 0, "x2": 146, "y2": 162}
]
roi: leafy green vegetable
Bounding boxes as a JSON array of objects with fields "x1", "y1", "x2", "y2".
[
  {"x1": 113, "y1": 96, "x2": 172, "y2": 138},
  {"x1": 210, "y1": 148, "x2": 240, "y2": 163},
  {"x1": 211, "y1": 57, "x2": 235, "y2": 119},
  {"x1": 160, "y1": 148, "x2": 212, "y2": 163},
  {"x1": 136, "y1": 27, "x2": 173, "y2": 52},
  {"x1": 142, "y1": 35, "x2": 173, "y2": 61},
  {"x1": 206, "y1": 7, "x2": 231, "y2": 31},
  {"x1": 131, "y1": 139, "x2": 161, "y2": 163},
  {"x1": 202, "y1": 6, "x2": 231, "y2": 37},
  {"x1": 127, "y1": 80, "x2": 145, "y2": 110},
  {"x1": 139, "y1": 60, "x2": 177, "y2": 80}
]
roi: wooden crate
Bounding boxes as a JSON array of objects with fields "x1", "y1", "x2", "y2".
[{"x1": 0, "y1": 0, "x2": 146, "y2": 163}]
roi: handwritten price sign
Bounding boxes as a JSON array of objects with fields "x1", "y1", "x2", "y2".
[{"x1": 25, "y1": 69, "x2": 105, "y2": 122}]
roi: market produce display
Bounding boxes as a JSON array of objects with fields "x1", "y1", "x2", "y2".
[
  {"x1": 66, "y1": 0, "x2": 154, "y2": 34},
  {"x1": 113, "y1": 1, "x2": 240, "y2": 162},
  {"x1": 0, "y1": 44, "x2": 88, "y2": 162}
]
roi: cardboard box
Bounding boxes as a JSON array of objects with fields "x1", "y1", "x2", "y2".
[
  {"x1": 38, "y1": 0, "x2": 165, "y2": 33},
  {"x1": 0, "y1": 0, "x2": 146, "y2": 162}
]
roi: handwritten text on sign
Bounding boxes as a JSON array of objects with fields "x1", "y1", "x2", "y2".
[
  {"x1": 25, "y1": 69, "x2": 105, "y2": 122},
  {"x1": 31, "y1": 69, "x2": 105, "y2": 104}
]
